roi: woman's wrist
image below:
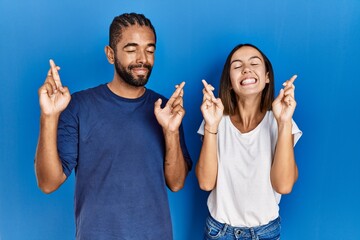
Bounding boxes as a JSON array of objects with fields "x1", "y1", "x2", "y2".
[
  {"x1": 204, "y1": 124, "x2": 218, "y2": 134},
  {"x1": 204, "y1": 128, "x2": 217, "y2": 135}
]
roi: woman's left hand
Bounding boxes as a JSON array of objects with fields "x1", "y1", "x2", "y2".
[{"x1": 272, "y1": 75, "x2": 297, "y2": 123}]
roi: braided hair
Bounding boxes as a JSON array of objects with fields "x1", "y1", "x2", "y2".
[{"x1": 109, "y1": 13, "x2": 156, "y2": 51}]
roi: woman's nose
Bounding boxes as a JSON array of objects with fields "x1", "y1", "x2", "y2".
[{"x1": 242, "y1": 66, "x2": 252, "y2": 74}]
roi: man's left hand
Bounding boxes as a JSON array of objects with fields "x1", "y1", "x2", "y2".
[{"x1": 154, "y1": 82, "x2": 186, "y2": 132}]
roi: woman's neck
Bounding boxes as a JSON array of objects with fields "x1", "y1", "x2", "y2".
[{"x1": 231, "y1": 96, "x2": 266, "y2": 133}]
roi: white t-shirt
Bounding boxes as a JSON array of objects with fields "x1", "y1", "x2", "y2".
[{"x1": 197, "y1": 111, "x2": 302, "y2": 227}]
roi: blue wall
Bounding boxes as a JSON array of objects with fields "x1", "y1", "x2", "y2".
[{"x1": 1, "y1": 1, "x2": 360, "y2": 239}]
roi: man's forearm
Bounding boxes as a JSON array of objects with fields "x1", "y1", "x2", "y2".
[
  {"x1": 163, "y1": 130, "x2": 188, "y2": 192},
  {"x1": 35, "y1": 115, "x2": 66, "y2": 194}
]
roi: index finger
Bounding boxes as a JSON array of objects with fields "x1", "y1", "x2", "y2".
[
  {"x1": 201, "y1": 79, "x2": 214, "y2": 90},
  {"x1": 167, "y1": 82, "x2": 185, "y2": 105},
  {"x1": 172, "y1": 81, "x2": 185, "y2": 97},
  {"x1": 283, "y1": 75, "x2": 297, "y2": 86},
  {"x1": 202, "y1": 79, "x2": 216, "y2": 99},
  {"x1": 49, "y1": 59, "x2": 63, "y2": 89},
  {"x1": 288, "y1": 74, "x2": 297, "y2": 85}
]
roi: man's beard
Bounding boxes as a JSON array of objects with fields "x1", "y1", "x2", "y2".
[{"x1": 114, "y1": 57, "x2": 152, "y2": 87}]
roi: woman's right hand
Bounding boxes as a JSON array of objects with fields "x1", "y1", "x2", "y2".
[
  {"x1": 200, "y1": 79, "x2": 224, "y2": 131},
  {"x1": 38, "y1": 59, "x2": 71, "y2": 116}
]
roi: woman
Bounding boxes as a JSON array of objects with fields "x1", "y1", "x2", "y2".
[{"x1": 196, "y1": 43, "x2": 302, "y2": 240}]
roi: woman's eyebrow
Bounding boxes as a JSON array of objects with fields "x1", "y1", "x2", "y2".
[
  {"x1": 249, "y1": 56, "x2": 263, "y2": 62},
  {"x1": 230, "y1": 59, "x2": 242, "y2": 65},
  {"x1": 230, "y1": 56, "x2": 262, "y2": 65}
]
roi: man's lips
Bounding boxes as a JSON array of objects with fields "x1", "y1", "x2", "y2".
[{"x1": 132, "y1": 68, "x2": 148, "y2": 75}]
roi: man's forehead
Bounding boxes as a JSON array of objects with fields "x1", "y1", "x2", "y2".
[{"x1": 120, "y1": 25, "x2": 155, "y2": 41}]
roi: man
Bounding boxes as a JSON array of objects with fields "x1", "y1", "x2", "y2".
[{"x1": 35, "y1": 13, "x2": 192, "y2": 239}]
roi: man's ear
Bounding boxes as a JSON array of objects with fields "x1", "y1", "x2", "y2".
[{"x1": 105, "y1": 46, "x2": 115, "y2": 64}]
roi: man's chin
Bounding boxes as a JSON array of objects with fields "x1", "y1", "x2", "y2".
[
  {"x1": 135, "y1": 75, "x2": 150, "y2": 84},
  {"x1": 131, "y1": 78, "x2": 149, "y2": 87}
]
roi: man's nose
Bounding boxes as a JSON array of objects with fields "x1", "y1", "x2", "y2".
[{"x1": 136, "y1": 50, "x2": 147, "y2": 64}]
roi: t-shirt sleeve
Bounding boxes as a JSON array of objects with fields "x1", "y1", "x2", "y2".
[
  {"x1": 197, "y1": 120, "x2": 205, "y2": 136},
  {"x1": 291, "y1": 119, "x2": 302, "y2": 146},
  {"x1": 57, "y1": 96, "x2": 79, "y2": 177}
]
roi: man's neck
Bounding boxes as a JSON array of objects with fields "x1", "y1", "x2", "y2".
[{"x1": 107, "y1": 77, "x2": 146, "y2": 99}]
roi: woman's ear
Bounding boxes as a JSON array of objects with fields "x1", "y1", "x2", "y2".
[
  {"x1": 105, "y1": 46, "x2": 115, "y2": 64},
  {"x1": 266, "y1": 72, "x2": 270, "y2": 83}
]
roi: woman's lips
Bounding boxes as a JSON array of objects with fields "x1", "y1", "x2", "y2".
[{"x1": 240, "y1": 78, "x2": 257, "y2": 85}]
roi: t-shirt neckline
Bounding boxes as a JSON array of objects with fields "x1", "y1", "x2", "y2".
[
  {"x1": 227, "y1": 111, "x2": 269, "y2": 136},
  {"x1": 103, "y1": 83, "x2": 148, "y2": 102}
]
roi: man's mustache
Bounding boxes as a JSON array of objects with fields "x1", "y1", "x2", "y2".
[{"x1": 128, "y1": 63, "x2": 152, "y2": 70}]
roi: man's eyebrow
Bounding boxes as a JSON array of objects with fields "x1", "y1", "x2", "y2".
[
  {"x1": 123, "y1": 43, "x2": 138, "y2": 49},
  {"x1": 123, "y1": 43, "x2": 156, "y2": 49},
  {"x1": 148, "y1": 43, "x2": 156, "y2": 49}
]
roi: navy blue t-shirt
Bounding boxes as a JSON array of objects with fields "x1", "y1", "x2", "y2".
[{"x1": 57, "y1": 84, "x2": 192, "y2": 240}]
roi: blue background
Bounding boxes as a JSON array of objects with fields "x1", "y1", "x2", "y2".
[{"x1": 1, "y1": 0, "x2": 360, "y2": 239}]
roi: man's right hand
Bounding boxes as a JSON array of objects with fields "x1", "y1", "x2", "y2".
[{"x1": 38, "y1": 59, "x2": 71, "y2": 116}]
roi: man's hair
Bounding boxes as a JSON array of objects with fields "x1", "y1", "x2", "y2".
[
  {"x1": 109, "y1": 13, "x2": 156, "y2": 51},
  {"x1": 219, "y1": 43, "x2": 275, "y2": 115}
]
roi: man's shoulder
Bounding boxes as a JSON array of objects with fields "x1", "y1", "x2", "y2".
[
  {"x1": 70, "y1": 84, "x2": 107, "y2": 102},
  {"x1": 72, "y1": 84, "x2": 106, "y2": 97},
  {"x1": 146, "y1": 88, "x2": 167, "y2": 101}
]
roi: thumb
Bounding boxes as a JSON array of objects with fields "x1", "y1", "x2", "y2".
[
  {"x1": 154, "y1": 98, "x2": 162, "y2": 114},
  {"x1": 214, "y1": 98, "x2": 224, "y2": 109},
  {"x1": 59, "y1": 86, "x2": 70, "y2": 95}
]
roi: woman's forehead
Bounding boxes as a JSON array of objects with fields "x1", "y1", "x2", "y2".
[{"x1": 231, "y1": 46, "x2": 263, "y2": 61}]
